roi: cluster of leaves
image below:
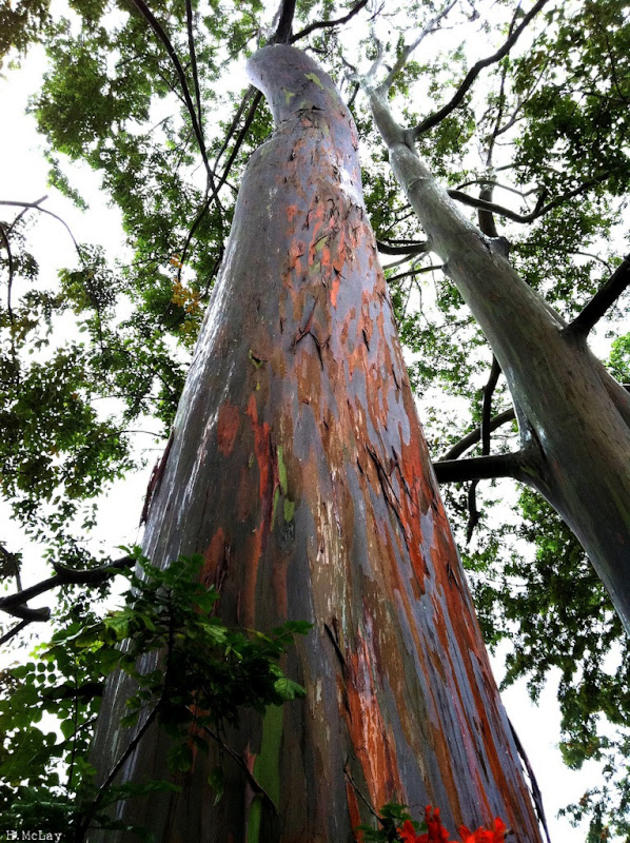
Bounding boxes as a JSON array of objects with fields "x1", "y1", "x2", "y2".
[
  {"x1": 0, "y1": 551, "x2": 309, "y2": 839},
  {"x1": 360, "y1": 803, "x2": 507, "y2": 843}
]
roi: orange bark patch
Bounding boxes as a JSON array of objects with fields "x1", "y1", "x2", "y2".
[
  {"x1": 344, "y1": 633, "x2": 402, "y2": 808},
  {"x1": 286, "y1": 203, "x2": 298, "y2": 228},
  {"x1": 346, "y1": 779, "x2": 363, "y2": 842},
  {"x1": 216, "y1": 402, "x2": 240, "y2": 456},
  {"x1": 331, "y1": 276, "x2": 341, "y2": 307},
  {"x1": 201, "y1": 526, "x2": 226, "y2": 588},
  {"x1": 246, "y1": 393, "x2": 272, "y2": 501},
  {"x1": 241, "y1": 522, "x2": 264, "y2": 628}
]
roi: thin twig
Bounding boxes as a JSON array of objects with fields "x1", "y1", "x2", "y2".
[
  {"x1": 0, "y1": 223, "x2": 15, "y2": 323},
  {"x1": 0, "y1": 618, "x2": 31, "y2": 646},
  {"x1": 414, "y1": 0, "x2": 551, "y2": 138},
  {"x1": 197, "y1": 718, "x2": 278, "y2": 811},
  {"x1": 128, "y1": 0, "x2": 216, "y2": 195},
  {"x1": 77, "y1": 701, "x2": 161, "y2": 838},
  {"x1": 386, "y1": 263, "x2": 443, "y2": 284},
  {"x1": 0, "y1": 199, "x2": 84, "y2": 259},
  {"x1": 378, "y1": 0, "x2": 458, "y2": 94}
]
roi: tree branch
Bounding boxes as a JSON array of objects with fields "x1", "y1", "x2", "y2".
[
  {"x1": 0, "y1": 556, "x2": 133, "y2": 618},
  {"x1": 377, "y1": 0, "x2": 457, "y2": 94},
  {"x1": 290, "y1": 0, "x2": 369, "y2": 43},
  {"x1": 0, "y1": 198, "x2": 83, "y2": 258},
  {"x1": 77, "y1": 700, "x2": 162, "y2": 838},
  {"x1": 376, "y1": 239, "x2": 430, "y2": 256},
  {"x1": 271, "y1": 0, "x2": 297, "y2": 43},
  {"x1": 481, "y1": 357, "x2": 502, "y2": 454},
  {"x1": 386, "y1": 264, "x2": 443, "y2": 284},
  {"x1": 466, "y1": 356, "x2": 501, "y2": 541},
  {"x1": 197, "y1": 719, "x2": 278, "y2": 811},
  {"x1": 433, "y1": 451, "x2": 527, "y2": 483},
  {"x1": 0, "y1": 619, "x2": 31, "y2": 647},
  {"x1": 185, "y1": 0, "x2": 203, "y2": 135},
  {"x1": 566, "y1": 255, "x2": 630, "y2": 337},
  {"x1": 440, "y1": 408, "x2": 517, "y2": 461},
  {"x1": 0, "y1": 222, "x2": 15, "y2": 323},
  {"x1": 413, "y1": 0, "x2": 551, "y2": 138},
  {"x1": 129, "y1": 0, "x2": 216, "y2": 193},
  {"x1": 447, "y1": 171, "x2": 611, "y2": 224}
]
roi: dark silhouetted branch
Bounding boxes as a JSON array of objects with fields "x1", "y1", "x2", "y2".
[
  {"x1": 413, "y1": 0, "x2": 551, "y2": 138},
  {"x1": 433, "y1": 451, "x2": 526, "y2": 483},
  {"x1": 466, "y1": 356, "x2": 501, "y2": 541},
  {"x1": 129, "y1": 0, "x2": 215, "y2": 193},
  {"x1": 0, "y1": 556, "x2": 133, "y2": 620},
  {"x1": 0, "y1": 619, "x2": 31, "y2": 647},
  {"x1": 185, "y1": 0, "x2": 203, "y2": 134},
  {"x1": 386, "y1": 264, "x2": 443, "y2": 284},
  {"x1": 481, "y1": 357, "x2": 502, "y2": 454},
  {"x1": 272, "y1": 0, "x2": 297, "y2": 43},
  {"x1": 0, "y1": 222, "x2": 14, "y2": 322},
  {"x1": 291, "y1": 0, "x2": 369, "y2": 43},
  {"x1": 567, "y1": 255, "x2": 630, "y2": 337},
  {"x1": 376, "y1": 239, "x2": 431, "y2": 256},
  {"x1": 441, "y1": 409, "x2": 517, "y2": 461},
  {"x1": 448, "y1": 172, "x2": 612, "y2": 224},
  {"x1": 0, "y1": 198, "x2": 83, "y2": 257}
]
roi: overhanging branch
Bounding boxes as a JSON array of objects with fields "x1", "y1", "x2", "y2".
[
  {"x1": 566, "y1": 255, "x2": 630, "y2": 337},
  {"x1": 129, "y1": 0, "x2": 216, "y2": 192},
  {"x1": 290, "y1": 0, "x2": 368, "y2": 43},
  {"x1": 376, "y1": 239, "x2": 430, "y2": 256},
  {"x1": 0, "y1": 198, "x2": 83, "y2": 258},
  {"x1": 413, "y1": 0, "x2": 551, "y2": 138},
  {"x1": 440, "y1": 408, "x2": 516, "y2": 461},
  {"x1": 447, "y1": 172, "x2": 612, "y2": 224},
  {"x1": 433, "y1": 451, "x2": 527, "y2": 483},
  {"x1": 0, "y1": 555, "x2": 133, "y2": 621}
]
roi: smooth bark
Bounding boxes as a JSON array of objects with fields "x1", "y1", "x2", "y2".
[{"x1": 89, "y1": 47, "x2": 541, "y2": 842}]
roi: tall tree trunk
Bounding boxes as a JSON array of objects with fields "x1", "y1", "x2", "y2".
[
  {"x1": 368, "y1": 92, "x2": 630, "y2": 636},
  {"x1": 88, "y1": 46, "x2": 541, "y2": 842}
]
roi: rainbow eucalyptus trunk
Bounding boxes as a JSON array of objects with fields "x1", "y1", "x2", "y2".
[{"x1": 89, "y1": 46, "x2": 541, "y2": 842}]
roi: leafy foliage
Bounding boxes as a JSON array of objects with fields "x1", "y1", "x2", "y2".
[{"x1": 0, "y1": 551, "x2": 309, "y2": 839}]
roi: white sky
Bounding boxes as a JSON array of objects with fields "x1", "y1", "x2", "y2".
[{"x1": 0, "y1": 20, "x2": 609, "y2": 843}]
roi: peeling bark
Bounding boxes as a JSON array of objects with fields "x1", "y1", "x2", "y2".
[
  {"x1": 89, "y1": 46, "x2": 541, "y2": 842},
  {"x1": 369, "y1": 88, "x2": 630, "y2": 635}
]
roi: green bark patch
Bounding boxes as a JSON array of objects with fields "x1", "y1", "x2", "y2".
[
  {"x1": 304, "y1": 72, "x2": 324, "y2": 89},
  {"x1": 254, "y1": 704, "x2": 284, "y2": 810}
]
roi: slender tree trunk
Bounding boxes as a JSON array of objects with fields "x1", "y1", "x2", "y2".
[
  {"x1": 88, "y1": 46, "x2": 541, "y2": 842},
  {"x1": 368, "y1": 92, "x2": 630, "y2": 636}
]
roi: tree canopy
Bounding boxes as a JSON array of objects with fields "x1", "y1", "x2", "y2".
[{"x1": 0, "y1": 0, "x2": 628, "y2": 839}]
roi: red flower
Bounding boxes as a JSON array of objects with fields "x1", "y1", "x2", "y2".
[
  {"x1": 397, "y1": 808, "x2": 507, "y2": 843},
  {"x1": 398, "y1": 807, "x2": 458, "y2": 843},
  {"x1": 458, "y1": 817, "x2": 507, "y2": 843},
  {"x1": 399, "y1": 820, "x2": 422, "y2": 843}
]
